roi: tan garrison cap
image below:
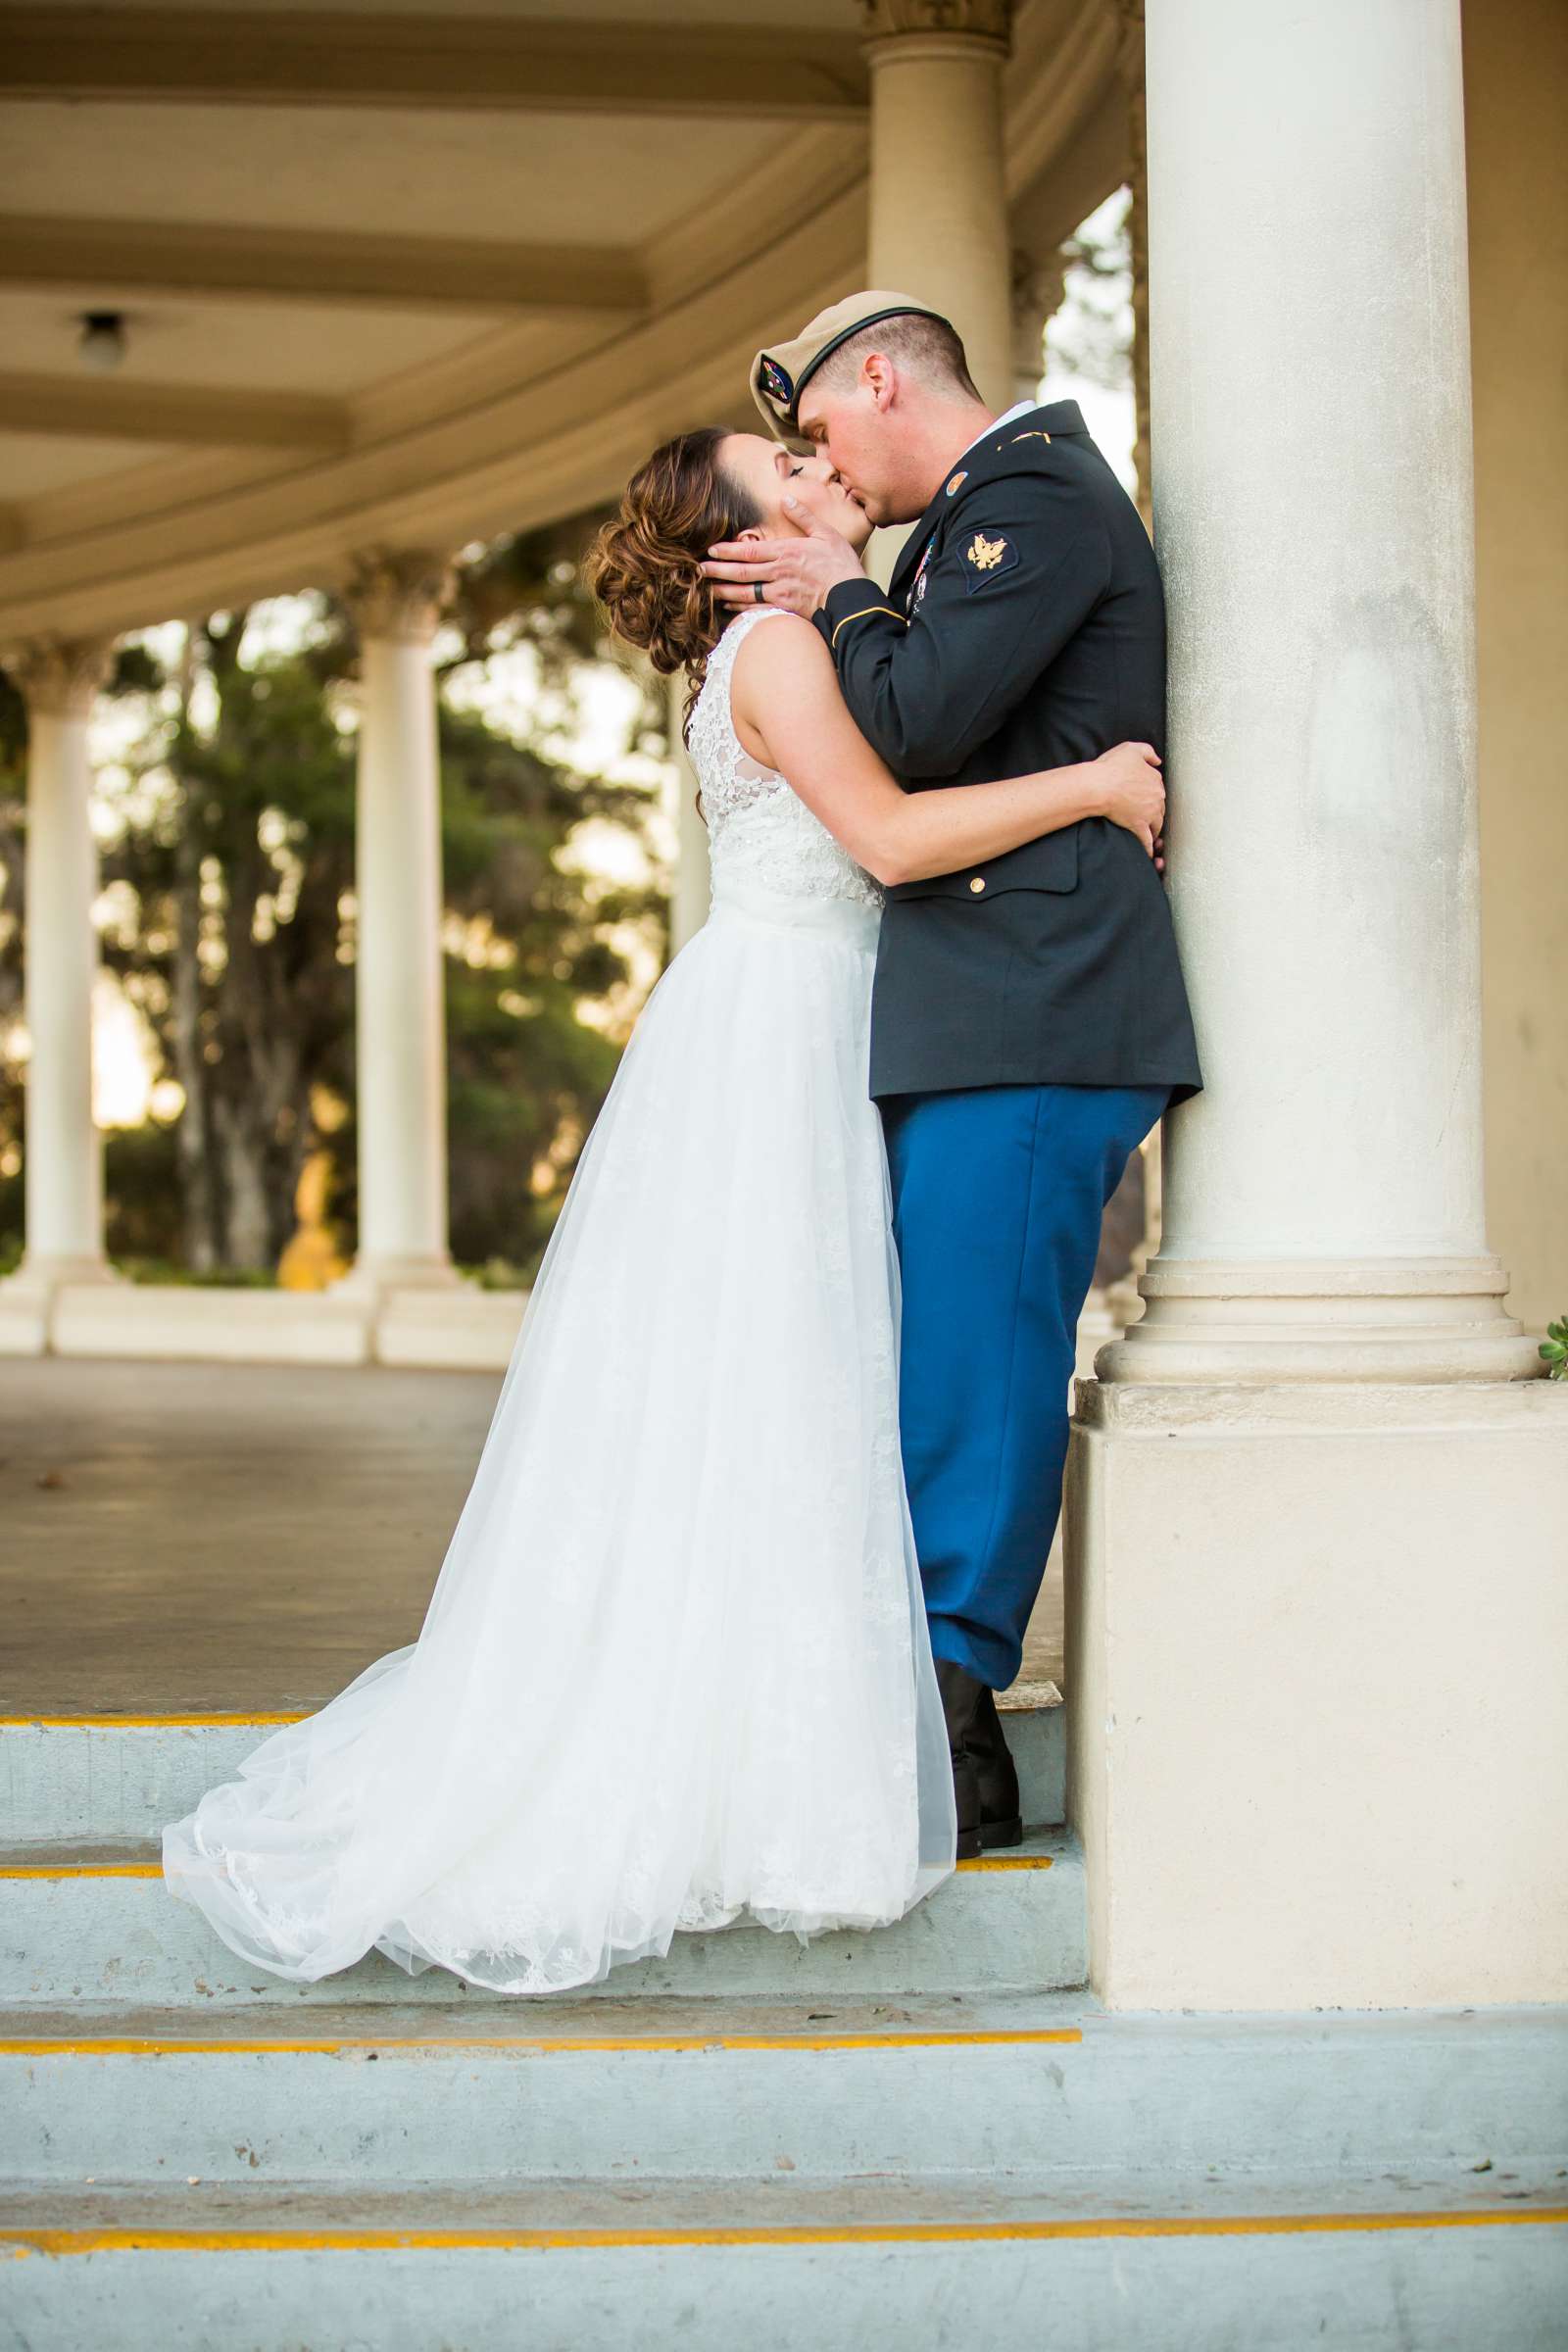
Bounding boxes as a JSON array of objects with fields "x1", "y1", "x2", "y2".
[{"x1": 750, "y1": 289, "x2": 951, "y2": 448}]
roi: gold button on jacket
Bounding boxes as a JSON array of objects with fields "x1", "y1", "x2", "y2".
[{"x1": 969, "y1": 876, "x2": 986, "y2": 894}]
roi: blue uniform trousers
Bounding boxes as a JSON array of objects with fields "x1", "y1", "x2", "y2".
[{"x1": 880, "y1": 1080, "x2": 1170, "y2": 1690}]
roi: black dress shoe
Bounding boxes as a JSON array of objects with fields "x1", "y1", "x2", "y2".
[
  {"x1": 933, "y1": 1656, "x2": 987, "y2": 1861},
  {"x1": 934, "y1": 1657, "x2": 1022, "y2": 1853},
  {"x1": 966, "y1": 1682, "x2": 1023, "y2": 1849}
]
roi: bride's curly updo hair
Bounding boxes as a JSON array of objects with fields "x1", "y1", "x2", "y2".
[{"x1": 585, "y1": 426, "x2": 765, "y2": 746}]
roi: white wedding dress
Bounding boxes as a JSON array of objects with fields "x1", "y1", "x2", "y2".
[{"x1": 162, "y1": 604, "x2": 957, "y2": 1996}]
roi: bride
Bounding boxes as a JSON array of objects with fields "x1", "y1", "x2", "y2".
[{"x1": 161, "y1": 424, "x2": 1166, "y2": 1997}]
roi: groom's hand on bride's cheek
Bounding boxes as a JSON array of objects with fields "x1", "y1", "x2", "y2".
[{"x1": 702, "y1": 497, "x2": 863, "y2": 618}]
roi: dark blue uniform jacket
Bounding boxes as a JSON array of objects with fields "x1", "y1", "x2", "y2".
[{"x1": 811, "y1": 398, "x2": 1203, "y2": 1104}]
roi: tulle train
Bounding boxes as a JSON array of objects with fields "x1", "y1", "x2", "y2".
[{"x1": 161, "y1": 891, "x2": 957, "y2": 1995}]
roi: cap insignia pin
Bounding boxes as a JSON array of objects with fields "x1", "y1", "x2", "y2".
[{"x1": 760, "y1": 356, "x2": 795, "y2": 409}]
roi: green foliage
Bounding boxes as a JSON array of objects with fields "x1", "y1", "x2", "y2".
[
  {"x1": 103, "y1": 1124, "x2": 187, "y2": 1260},
  {"x1": 1541, "y1": 1317, "x2": 1568, "y2": 1379},
  {"x1": 432, "y1": 696, "x2": 659, "y2": 1271},
  {"x1": 95, "y1": 609, "x2": 359, "y2": 1271}
]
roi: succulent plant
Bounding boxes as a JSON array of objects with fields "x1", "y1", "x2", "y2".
[{"x1": 1541, "y1": 1317, "x2": 1568, "y2": 1380}]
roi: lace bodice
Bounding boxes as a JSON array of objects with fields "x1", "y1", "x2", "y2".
[{"x1": 685, "y1": 607, "x2": 884, "y2": 912}]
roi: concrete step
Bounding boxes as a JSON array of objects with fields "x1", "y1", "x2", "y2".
[
  {"x1": 3, "y1": 2172, "x2": 1564, "y2": 2351},
  {"x1": 0, "y1": 1696, "x2": 1066, "y2": 1846},
  {"x1": 0, "y1": 1830, "x2": 1087, "y2": 2005},
  {"x1": 0, "y1": 1989, "x2": 1088, "y2": 2183},
  {"x1": 4, "y1": 1996, "x2": 1563, "y2": 2190}
]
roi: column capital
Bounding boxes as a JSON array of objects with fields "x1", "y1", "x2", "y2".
[
  {"x1": 859, "y1": 0, "x2": 1012, "y2": 56},
  {"x1": 344, "y1": 547, "x2": 456, "y2": 645},
  {"x1": 1010, "y1": 247, "x2": 1067, "y2": 386},
  {"x1": 7, "y1": 634, "x2": 115, "y2": 719}
]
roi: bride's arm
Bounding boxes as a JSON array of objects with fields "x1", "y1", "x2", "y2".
[{"x1": 730, "y1": 614, "x2": 1162, "y2": 887}]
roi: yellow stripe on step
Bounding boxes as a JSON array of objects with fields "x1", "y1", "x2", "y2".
[
  {"x1": 0, "y1": 1863, "x2": 164, "y2": 1877},
  {"x1": 5, "y1": 2209, "x2": 1565, "y2": 2257},
  {"x1": 0, "y1": 2027, "x2": 1083, "y2": 2055},
  {"x1": 7, "y1": 1712, "x2": 1057, "y2": 1733},
  {"x1": 3, "y1": 1854, "x2": 1054, "y2": 1880},
  {"x1": 0, "y1": 1713, "x2": 307, "y2": 1729}
]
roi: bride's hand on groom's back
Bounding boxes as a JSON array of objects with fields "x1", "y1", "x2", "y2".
[{"x1": 1091, "y1": 743, "x2": 1166, "y2": 867}]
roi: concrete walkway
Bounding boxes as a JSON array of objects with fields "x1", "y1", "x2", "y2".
[{"x1": 0, "y1": 1359, "x2": 1065, "y2": 1716}]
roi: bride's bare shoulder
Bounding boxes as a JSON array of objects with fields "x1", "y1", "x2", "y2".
[{"x1": 730, "y1": 609, "x2": 833, "y2": 702}]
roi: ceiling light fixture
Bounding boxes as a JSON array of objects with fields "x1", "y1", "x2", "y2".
[{"x1": 77, "y1": 311, "x2": 127, "y2": 372}]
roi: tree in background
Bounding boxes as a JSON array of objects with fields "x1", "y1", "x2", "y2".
[{"x1": 0, "y1": 519, "x2": 663, "y2": 1283}]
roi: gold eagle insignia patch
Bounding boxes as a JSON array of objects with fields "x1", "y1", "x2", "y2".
[{"x1": 957, "y1": 528, "x2": 1019, "y2": 594}]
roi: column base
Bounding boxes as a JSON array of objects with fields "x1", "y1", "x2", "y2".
[
  {"x1": 328, "y1": 1253, "x2": 466, "y2": 1301},
  {"x1": 1065, "y1": 1373, "x2": 1568, "y2": 2010},
  {"x1": 1095, "y1": 1253, "x2": 1543, "y2": 1385},
  {"x1": 0, "y1": 1254, "x2": 122, "y2": 1354},
  {"x1": 326, "y1": 1255, "x2": 520, "y2": 1370}
]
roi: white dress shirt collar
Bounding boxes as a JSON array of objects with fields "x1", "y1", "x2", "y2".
[{"x1": 953, "y1": 396, "x2": 1039, "y2": 463}]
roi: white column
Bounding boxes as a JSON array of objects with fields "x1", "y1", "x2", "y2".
[
  {"x1": 1, "y1": 636, "x2": 116, "y2": 1325},
  {"x1": 665, "y1": 669, "x2": 710, "y2": 955},
  {"x1": 1099, "y1": 0, "x2": 1536, "y2": 1386},
  {"x1": 340, "y1": 550, "x2": 459, "y2": 1292},
  {"x1": 1065, "y1": 0, "x2": 1567, "y2": 2017},
  {"x1": 861, "y1": 0, "x2": 1015, "y2": 412},
  {"x1": 860, "y1": 0, "x2": 1015, "y2": 585}
]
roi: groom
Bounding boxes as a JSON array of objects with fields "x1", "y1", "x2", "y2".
[{"x1": 703, "y1": 292, "x2": 1202, "y2": 1858}]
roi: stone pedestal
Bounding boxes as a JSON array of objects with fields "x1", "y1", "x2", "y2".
[{"x1": 1067, "y1": 1379, "x2": 1568, "y2": 2009}]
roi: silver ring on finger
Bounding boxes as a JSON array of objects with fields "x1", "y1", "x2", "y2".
[{"x1": 753, "y1": 580, "x2": 765, "y2": 605}]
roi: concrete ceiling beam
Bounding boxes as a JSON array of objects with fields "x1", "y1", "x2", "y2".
[
  {"x1": 0, "y1": 216, "x2": 650, "y2": 314},
  {"x1": 0, "y1": 8, "x2": 871, "y2": 120},
  {"x1": 0, "y1": 371, "x2": 353, "y2": 451}
]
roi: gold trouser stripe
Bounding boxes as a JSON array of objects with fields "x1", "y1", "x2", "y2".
[
  {"x1": 6, "y1": 2209, "x2": 1565, "y2": 2256},
  {"x1": 829, "y1": 604, "x2": 907, "y2": 648}
]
